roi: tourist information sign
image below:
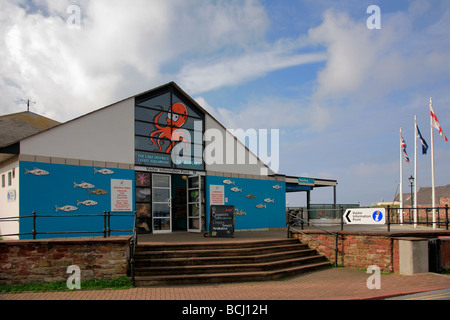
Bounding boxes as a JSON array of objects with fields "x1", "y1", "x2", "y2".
[{"x1": 344, "y1": 208, "x2": 386, "y2": 225}]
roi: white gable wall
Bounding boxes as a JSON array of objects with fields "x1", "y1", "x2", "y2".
[
  {"x1": 0, "y1": 161, "x2": 20, "y2": 239},
  {"x1": 20, "y1": 98, "x2": 135, "y2": 165},
  {"x1": 204, "y1": 114, "x2": 273, "y2": 176}
]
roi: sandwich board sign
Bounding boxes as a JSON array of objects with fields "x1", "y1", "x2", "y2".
[
  {"x1": 209, "y1": 205, "x2": 235, "y2": 238},
  {"x1": 344, "y1": 208, "x2": 385, "y2": 225}
]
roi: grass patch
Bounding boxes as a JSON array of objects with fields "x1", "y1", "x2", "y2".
[{"x1": 0, "y1": 276, "x2": 132, "y2": 293}]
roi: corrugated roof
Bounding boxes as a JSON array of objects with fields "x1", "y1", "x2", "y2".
[{"x1": 0, "y1": 111, "x2": 60, "y2": 148}]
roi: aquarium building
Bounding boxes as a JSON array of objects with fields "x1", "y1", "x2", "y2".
[{"x1": 0, "y1": 82, "x2": 337, "y2": 239}]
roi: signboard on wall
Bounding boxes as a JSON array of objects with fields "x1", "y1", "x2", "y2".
[
  {"x1": 298, "y1": 177, "x2": 315, "y2": 186},
  {"x1": 209, "y1": 185, "x2": 225, "y2": 206},
  {"x1": 111, "y1": 179, "x2": 133, "y2": 212},
  {"x1": 209, "y1": 205, "x2": 234, "y2": 238},
  {"x1": 344, "y1": 208, "x2": 386, "y2": 225}
]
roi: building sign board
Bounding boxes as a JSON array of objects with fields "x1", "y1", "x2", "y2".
[
  {"x1": 111, "y1": 179, "x2": 133, "y2": 212},
  {"x1": 298, "y1": 177, "x2": 315, "y2": 186},
  {"x1": 344, "y1": 208, "x2": 386, "y2": 225},
  {"x1": 7, "y1": 189, "x2": 16, "y2": 202}
]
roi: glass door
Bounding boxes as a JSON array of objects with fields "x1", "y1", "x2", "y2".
[
  {"x1": 152, "y1": 174, "x2": 172, "y2": 233},
  {"x1": 187, "y1": 176, "x2": 202, "y2": 233}
]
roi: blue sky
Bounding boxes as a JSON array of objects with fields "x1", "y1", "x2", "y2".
[{"x1": 1, "y1": 0, "x2": 449, "y2": 206}]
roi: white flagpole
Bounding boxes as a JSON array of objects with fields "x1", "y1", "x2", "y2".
[
  {"x1": 399, "y1": 127, "x2": 404, "y2": 224},
  {"x1": 414, "y1": 115, "x2": 418, "y2": 228},
  {"x1": 430, "y1": 98, "x2": 436, "y2": 230}
]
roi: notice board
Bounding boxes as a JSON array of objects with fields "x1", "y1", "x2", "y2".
[{"x1": 209, "y1": 205, "x2": 235, "y2": 238}]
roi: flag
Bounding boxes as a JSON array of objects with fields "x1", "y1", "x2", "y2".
[
  {"x1": 416, "y1": 124, "x2": 429, "y2": 154},
  {"x1": 401, "y1": 134, "x2": 409, "y2": 163},
  {"x1": 430, "y1": 103, "x2": 448, "y2": 142}
]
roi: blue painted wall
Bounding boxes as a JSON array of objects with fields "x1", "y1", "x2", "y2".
[
  {"x1": 19, "y1": 161, "x2": 134, "y2": 239},
  {"x1": 205, "y1": 176, "x2": 286, "y2": 230}
]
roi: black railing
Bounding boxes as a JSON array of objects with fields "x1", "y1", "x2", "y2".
[
  {"x1": 287, "y1": 210, "x2": 339, "y2": 266},
  {"x1": 386, "y1": 205, "x2": 449, "y2": 231},
  {"x1": 129, "y1": 212, "x2": 138, "y2": 287},
  {"x1": 286, "y1": 205, "x2": 449, "y2": 232},
  {"x1": 0, "y1": 211, "x2": 135, "y2": 239}
]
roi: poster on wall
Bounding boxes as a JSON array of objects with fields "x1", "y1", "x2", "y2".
[
  {"x1": 209, "y1": 185, "x2": 224, "y2": 206},
  {"x1": 111, "y1": 179, "x2": 133, "y2": 212}
]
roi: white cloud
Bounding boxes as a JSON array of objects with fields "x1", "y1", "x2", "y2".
[
  {"x1": 178, "y1": 43, "x2": 327, "y2": 94},
  {"x1": 0, "y1": 0, "x2": 271, "y2": 121}
]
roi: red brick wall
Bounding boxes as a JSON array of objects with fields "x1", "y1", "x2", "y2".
[
  {"x1": 291, "y1": 230, "x2": 450, "y2": 273},
  {"x1": 292, "y1": 231, "x2": 395, "y2": 272},
  {"x1": 0, "y1": 237, "x2": 130, "y2": 285}
]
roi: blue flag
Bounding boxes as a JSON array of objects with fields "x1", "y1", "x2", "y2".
[{"x1": 417, "y1": 125, "x2": 428, "y2": 155}]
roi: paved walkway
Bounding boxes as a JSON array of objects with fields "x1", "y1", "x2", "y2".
[
  {"x1": 2, "y1": 268, "x2": 449, "y2": 300},
  {"x1": 2, "y1": 227, "x2": 449, "y2": 301}
]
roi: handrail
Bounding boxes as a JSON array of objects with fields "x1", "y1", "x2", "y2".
[
  {"x1": 129, "y1": 211, "x2": 138, "y2": 287},
  {"x1": 287, "y1": 210, "x2": 339, "y2": 267},
  {"x1": 0, "y1": 211, "x2": 134, "y2": 239}
]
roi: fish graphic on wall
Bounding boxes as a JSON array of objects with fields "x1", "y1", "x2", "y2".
[
  {"x1": 77, "y1": 200, "x2": 98, "y2": 207},
  {"x1": 235, "y1": 209, "x2": 247, "y2": 216},
  {"x1": 264, "y1": 198, "x2": 274, "y2": 203},
  {"x1": 88, "y1": 189, "x2": 108, "y2": 195},
  {"x1": 230, "y1": 187, "x2": 242, "y2": 193},
  {"x1": 223, "y1": 180, "x2": 235, "y2": 185},
  {"x1": 25, "y1": 168, "x2": 49, "y2": 176},
  {"x1": 74, "y1": 181, "x2": 95, "y2": 189},
  {"x1": 94, "y1": 168, "x2": 114, "y2": 175},
  {"x1": 272, "y1": 185, "x2": 283, "y2": 190},
  {"x1": 246, "y1": 194, "x2": 256, "y2": 199},
  {"x1": 55, "y1": 205, "x2": 78, "y2": 212},
  {"x1": 256, "y1": 204, "x2": 267, "y2": 209}
]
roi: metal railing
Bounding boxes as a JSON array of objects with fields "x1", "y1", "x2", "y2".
[
  {"x1": 0, "y1": 211, "x2": 135, "y2": 239},
  {"x1": 129, "y1": 212, "x2": 138, "y2": 287},
  {"x1": 386, "y1": 205, "x2": 449, "y2": 231},
  {"x1": 286, "y1": 205, "x2": 449, "y2": 232},
  {"x1": 287, "y1": 209, "x2": 339, "y2": 266}
]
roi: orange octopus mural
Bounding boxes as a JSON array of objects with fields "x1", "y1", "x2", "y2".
[{"x1": 149, "y1": 102, "x2": 189, "y2": 154}]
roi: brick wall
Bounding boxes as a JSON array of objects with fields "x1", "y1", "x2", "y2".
[
  {"x1": 291, "y1": 230, "x2": 450, "y2": 273},
  {"x1": 0, "y1": 236, "x2": 130, "y2": 285}
]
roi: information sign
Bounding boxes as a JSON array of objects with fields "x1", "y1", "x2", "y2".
[{"x1": 344, "y1": 208, "x2": 386, "y2": 225}]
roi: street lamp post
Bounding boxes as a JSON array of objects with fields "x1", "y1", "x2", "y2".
[{"x1": 409, "y1": 175, "x2": 414, "y2": 223}]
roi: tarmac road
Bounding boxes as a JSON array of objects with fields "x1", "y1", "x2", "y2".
[{"x1": 386, "y1": 288, "x2": 450, "y2": 300}]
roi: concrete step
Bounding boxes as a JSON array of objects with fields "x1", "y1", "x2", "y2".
[
  {"x1": 134, "y1": 261, "x2": 331, "y2": 286},
  {"x1": 135, "y1": 248, "x2": 318, "y2": 267},
  {"x1": 135, "y1": 243, "x2": 309, "y2": 259},
  {"x1": 135, "y1": 255, "x2": 328, "y2": 276},
  {"x1": 132, "y1": 238, "x2": 332, "y2": 286},
  {"x1": 135, "y1": 238, "x2": 300, "y2": 252}
]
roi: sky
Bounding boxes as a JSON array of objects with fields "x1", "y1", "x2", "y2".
[{"x1": 1, "y1": 0, "x2": 449, "y2": 206}]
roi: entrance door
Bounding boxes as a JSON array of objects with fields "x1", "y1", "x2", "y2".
[
  {"x1": 187, "y1": 175, "x2": 202, "y2": 233},
  {"x1": 152, "y1": 174, "x2": 172, "y2": 233}
]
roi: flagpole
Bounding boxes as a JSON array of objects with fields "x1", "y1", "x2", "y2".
[
  {"x1": 430, "y1": 98, "x2": 436, "y2": 230},
  {"x1": 399, "y1": 127, "x2": 404, "y2": 224},
  {"x1": 414, "y1": 115, "x2": 418, "y2": 228}
]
